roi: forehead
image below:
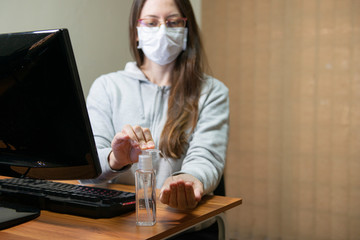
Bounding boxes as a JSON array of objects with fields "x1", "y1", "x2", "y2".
[{"x1": 140, "y1": 0, "x2": 181, "y2": 18}]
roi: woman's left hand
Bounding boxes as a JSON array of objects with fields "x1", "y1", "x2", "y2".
[{"x1": 159, "y1": 174, "x2": 204, "y2": 210}]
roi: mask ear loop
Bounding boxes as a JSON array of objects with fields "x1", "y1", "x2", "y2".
[
  {"x1": 182, "y1": 28, "x2": 188, "y2": 50},
  {"x1": 136, "y1": 27, "x2": 143, "y2": 49}
]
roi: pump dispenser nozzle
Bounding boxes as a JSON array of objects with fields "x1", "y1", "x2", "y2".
[{"x1": 138, "y1": 154, "x2": 153, "y2": 170}]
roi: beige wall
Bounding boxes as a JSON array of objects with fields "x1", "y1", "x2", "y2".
[
  {"x1": 0, "y1": 0, "x2": 201, "y2": 97},
  {"x1": 202, "y1": 0, "x2": 360, "y2": 239}
]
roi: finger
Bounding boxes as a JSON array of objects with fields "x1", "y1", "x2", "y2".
[
  {"x1": 112, "y1": 135, "x2": 139, "y2": 153},
  {"x1": 113, "y1": 131, "x2": 140, "y2": 151},
  {"x1": 185, "y1": 182, "x2": 197, "y2": 208},
  {"x1": 132, "y1": 125, "x2": 147, "y2": 149},
  {"x1": 142, "y1": 127, "x2": 155, "y2": 149},
  {"x1": 122, "y1": 124, "x2": 138, "y2": 141},
  {"x1": 193, "y1": 181, "x2": 204, "y2": 202},
  {"x1": 111, "y1": 132, "x2": 133, "y2": 158},
  {"x1": 193, "y1": 188, "x2": 202, "y2": 202},
  {"x1": 176, "y1": 181, "x2": 187, "y2": 210},
  {"x1": 109, "y1": 132, "x2": 137, "y2": 169},
  {"x1": 112, "y1": 131, "x2": 130, "y2": 144},
  {"x1": 168, "y1": 183, "x2": 178, "y2": 208},
  {"x1": 159, "y1": 188, "x2": 170, "y2": 205},
  {"x1": 129, "y1": 146, "x2": 142, "y2": 163}
]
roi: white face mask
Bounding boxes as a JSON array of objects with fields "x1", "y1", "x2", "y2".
[{"x1": 137, "y1": 25, "x2": 188, "y2": 65}]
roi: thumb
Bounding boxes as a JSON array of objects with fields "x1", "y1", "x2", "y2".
[{"x1": 193, "y1": 184, "x2": 203, "y2": 201}]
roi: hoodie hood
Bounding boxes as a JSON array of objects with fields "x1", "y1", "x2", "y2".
[{"x1": 121, "y1": 62, "x2": 148, "y2": 82}]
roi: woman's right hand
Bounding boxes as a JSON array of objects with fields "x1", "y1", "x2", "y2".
[{"x1": 108, "y1": 124, "x2": 155, "y2": 170}]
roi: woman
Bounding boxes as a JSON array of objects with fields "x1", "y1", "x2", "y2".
[{"x1": 84, "y1": 0, "x2": 229, "y2": 213}]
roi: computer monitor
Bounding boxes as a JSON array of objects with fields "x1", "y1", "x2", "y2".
[{"x1": 0, "y1": 29, "x2": 101, "y2": 180}]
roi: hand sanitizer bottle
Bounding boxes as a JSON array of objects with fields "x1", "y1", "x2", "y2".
[{"x1": 135, "y1": 154, "x2": 156, "y2": 226}]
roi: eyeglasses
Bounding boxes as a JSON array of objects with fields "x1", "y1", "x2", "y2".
[{"x1": 138, "y1": 17, "x2": 187, "y2": 28}]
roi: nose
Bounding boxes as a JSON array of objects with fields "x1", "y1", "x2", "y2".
[
  {"x1": 158, "y1": 20, "x2": 167, "y2": 27},
  {"x1": 158, "y1": 24, "x2": 166, "y2": 32}
]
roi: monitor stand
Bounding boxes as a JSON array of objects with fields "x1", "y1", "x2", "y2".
[{"x1": 0, "y1": 202, "x2": 40, "y2": 230}]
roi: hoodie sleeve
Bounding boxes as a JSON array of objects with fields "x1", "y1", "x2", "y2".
[
  {"x1": 173, "y1": 77, "x2": 230, "y2": 194},
  {"x1": 80, "y1": 76, "x2": 126, "y2": 184}
]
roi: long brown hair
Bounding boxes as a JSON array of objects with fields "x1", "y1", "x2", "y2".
[{"x1": 129, "y1": 0, "x2": 207, "y2": 158}]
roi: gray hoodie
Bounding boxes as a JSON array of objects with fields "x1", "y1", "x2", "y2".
[{"x1": 82, "y1": 62, "x2": 229, "y2": 194}]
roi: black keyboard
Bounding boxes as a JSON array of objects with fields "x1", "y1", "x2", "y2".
[{"x1": 0, "y1": 178, "x2": 135, "y2": 218}]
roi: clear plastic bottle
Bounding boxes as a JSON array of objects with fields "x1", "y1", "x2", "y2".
[{"x1": 135, "y1": 154, "x2": 156, "y2": 226}]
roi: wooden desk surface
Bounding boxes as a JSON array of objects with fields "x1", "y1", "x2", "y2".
[{"x1": 0, "y1": 181, "x2": 242, "y2": 240}]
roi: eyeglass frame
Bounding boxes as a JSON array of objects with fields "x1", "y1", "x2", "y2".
[{"x1": 137, "y1": 17, "x2": 187, "y2": 28}]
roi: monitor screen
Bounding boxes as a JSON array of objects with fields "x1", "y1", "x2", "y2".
[{"x1": 0, "y1": 29, "x2": 101, "y2": 180}]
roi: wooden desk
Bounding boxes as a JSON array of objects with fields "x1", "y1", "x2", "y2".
[{"x1": 0, "y1": 181, "x2": 242, "y2": 240}]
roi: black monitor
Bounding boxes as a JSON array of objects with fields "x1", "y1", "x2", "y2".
[{"x1": 0, "y1": 29, "x2": 101, "y2": 180}]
